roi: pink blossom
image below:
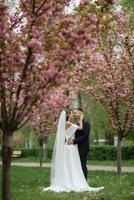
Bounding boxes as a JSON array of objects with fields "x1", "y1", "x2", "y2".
[
  {"x1": 32, "y1": 27, "x2": 41, "y2": 39},
  {"x1": 52, "y1": 60, "x2": 64, "y2": 67},
  {"x1": 12, "y1": 52, "x2": 24, "y2": 62},
  {"x1": 88, "y1": 14, "x2": 98, "y2": 25},
  {"x1": 10, "y1": 15, "x2": 20, "y2": 24},
  {"x1": 27, "y1": 38, "x2": 42, "y2": 49},
  {"x1": 0, "y1": 3, "x2": 8, "y2": 11},
  {"x1": 61, "y1": 28, "x2": 70, "y2": 35},
  {"x1": 114, "y1": 11, "x2": 129, "y2": 23},
  {"x1": 61, "y1": 18, "x2": 74, "y2": 25}
]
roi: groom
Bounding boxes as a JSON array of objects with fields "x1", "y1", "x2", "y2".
[{"x1": 68, "y1": 108, "x2": 90, "y2": 180}]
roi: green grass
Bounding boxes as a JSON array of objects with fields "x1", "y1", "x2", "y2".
[
  {"x1": 0, "y1": 167, "x2": 134, "y2": 200},
  {"x1": 0, "y1": 156, "x2": 50, "y2": 163},
  {"x1": 6, "y1": 156, "x2": 134, "y2": 167},
  {"x1": 12, "y1": 156, "x2": 50, "y2": 163},
  {"x1": 87, "y1": 159, "x2": 134, "y2": 167}
]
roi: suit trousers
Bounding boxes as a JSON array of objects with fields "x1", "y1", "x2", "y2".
[{"x1": 78, "y1": 149, "x2": 88, "y2": 180}]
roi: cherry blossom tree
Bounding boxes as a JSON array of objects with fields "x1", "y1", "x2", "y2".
[
  {"x1": 79, "y1": 11, "x2": 134, "y2": 173},
  {"x1": 0, "y1": 0, "x2": 116, "y2": 198},
  {"x1": 0, "y1": 1, "x2": 93, "y2": 199}
]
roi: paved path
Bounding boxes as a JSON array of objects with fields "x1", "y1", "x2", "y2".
[{"x1": 0, "y1": 162, "x2": 134, "y2": 172}]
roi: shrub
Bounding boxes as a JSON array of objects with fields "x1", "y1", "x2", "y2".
[
  {"x1": 21, "y1": 148, "x2": 39, "y2": 157},
  {"x1": 88, "y1": 145, "x2": 134, "y2": 160}
]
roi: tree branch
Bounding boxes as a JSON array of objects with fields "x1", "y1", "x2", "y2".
[
  {"x1": 35, "y1": 0, "x2": 46, "y2": 15},
  {"x1": 20, "y1": 0, "x2": 28, "y2": 12},
  {"x1": 16, "y1": 115, "x2": 31, "y2": 130}
]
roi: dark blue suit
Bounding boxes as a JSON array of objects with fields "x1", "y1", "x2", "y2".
[{"x1": 73, "y1": 120, "x2": 90, "y2": 180}]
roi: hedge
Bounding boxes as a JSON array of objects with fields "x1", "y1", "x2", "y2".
[
  {"x1": 0, "y1": 145, "x2": 134, "y2": 160},
  {"x1": 89, "y1": 145, "x2": 116, "y2": 160},
  {"x1": 88, "y1": 145, "x2": 134, "y2": 160}
]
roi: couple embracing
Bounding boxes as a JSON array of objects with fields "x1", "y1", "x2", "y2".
[{"x1": 43, "y1": 108, "x2": 104, "y2": 192}]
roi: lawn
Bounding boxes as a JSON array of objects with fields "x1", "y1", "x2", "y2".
[
  {"x1": 7, "y1": 156, "x2": 134, "y2": 167},
  {"x1": 0, "y1": 167, "x2": 134, "y2": 200}
]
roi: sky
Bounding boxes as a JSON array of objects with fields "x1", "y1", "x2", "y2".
[
  {"x1": 8, "y1": 0, "x2": 81, "y2": 14},
  {"x1": 65, "y1": 0, "x2": 81, "y2": 14}
]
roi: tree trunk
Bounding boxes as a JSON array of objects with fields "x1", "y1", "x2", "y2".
[
  {"x1": 2, "y1": 133, "x2": 13, "y2": 200},
  {"x1": 29, "y1": 130, "x2": 32, "y2": 149},
  {"x1": 39, "y1": 143, "x2": 43, "y2": 168},
  {"x1": 105, "y1": 132, "x2": 114, "y2": 145},
  {"x1": 117, "y1": 134, "x2": 122, "y2": 174},
  {"x1": 95, "y1": 130, "x2": 99, "y2": 145},
  {"x1": 77, "y1": 91, "x2": 83, "y2": 108},
  {"x1": 43, "y1": 139, "x2": 48, "y2": 160}
]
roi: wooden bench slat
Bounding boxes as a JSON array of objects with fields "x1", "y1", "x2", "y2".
[
  {"x1": 12, "y1": 150, "x2": 22, "y2": 158},
  {"x1": 13, "y1": 151, "x2": 22, "y2": 154}
]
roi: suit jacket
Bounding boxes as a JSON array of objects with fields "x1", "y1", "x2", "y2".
[{"x1": 73, "y1": 119, "x2": 90, "y2": 154}]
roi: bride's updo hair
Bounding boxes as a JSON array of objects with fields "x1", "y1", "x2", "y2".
[{"x1": 66, "y1": 110, "x2": 71, "y2": 121}]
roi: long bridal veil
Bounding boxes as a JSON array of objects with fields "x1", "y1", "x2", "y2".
[{"x1": 50, "y1": 110, "x2": 66, "y2": 186}]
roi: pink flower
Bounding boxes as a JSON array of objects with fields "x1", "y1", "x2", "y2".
[
  {"x1": 61, "y1": 28, "x2": 70, "y2": 35},
  {"x1": 0, "y1": 3, "x2": 8, "y2": 11},
  {"x1": 4, "y1": 33, "x2": 10, "y2": 40},
  {"x1": 52, "y1": 60, "x2": 64, "y2": 67},
  {"x1": 13, "y1": 52, "x2": 24, "y2": 62},
  {"x1": 114, "y1": 11, "x2": 129, "y2": 23},
  {"x1": 61, "y1": 18, "x2": 74, "y2": 25},
  {"x1": 10, "y1": 16, "x2": 20, "y2": 24},
  {"x1": 88, "y1": 14, "x2": 98, "y2": 25},
  {"x1": 32, "y1": 27, "x2": 41, "y2": 39},
  {"x1": 27, "y1": 38, "x2": 42, "y2": 50},
  {"x1": 44, "y1": 67, "x2": 58, "y2": 80}
]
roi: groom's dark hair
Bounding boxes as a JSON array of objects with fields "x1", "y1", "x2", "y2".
[{"x1": 76, "y1": 108, "x2": 83, "y2": 112}]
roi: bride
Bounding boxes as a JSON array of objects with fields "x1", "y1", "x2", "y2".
[{"x1": 43, "y1": 110, "x2": 104, "y2": 192}]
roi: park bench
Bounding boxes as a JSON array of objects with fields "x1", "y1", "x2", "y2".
[{"x1": 12, "y1": 150, "x2": 22, "y2": 158}]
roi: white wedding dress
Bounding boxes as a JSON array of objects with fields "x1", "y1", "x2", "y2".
[{"x1": 43, "y1": 111, "x2": 104, "y2": 192}]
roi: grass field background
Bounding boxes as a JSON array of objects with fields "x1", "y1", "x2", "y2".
[
  {"x1": 0, "y1": 166, "x2": 134, "y2": 200},
  {"x1": 2, "y1": 156, "x2": 133, "y2": 166}
]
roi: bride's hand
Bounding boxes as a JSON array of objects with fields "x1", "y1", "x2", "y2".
[
  {"x1": 68, "y1": 111, "x2": 73, "y2": 122},
  {"x1": 80, "y1": 113, "x2": 84, "y2": 120}
]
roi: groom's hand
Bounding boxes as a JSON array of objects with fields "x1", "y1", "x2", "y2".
[{"x1": 67, "y1": 138, "x2": 74, "y2": 145}]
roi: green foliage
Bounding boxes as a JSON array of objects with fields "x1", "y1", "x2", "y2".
[
  {"x1": 120, "y1": 0, "x2": 134, "y2": 22},
  {"x1": 89, "y1": 145, "x2": 116, "y2": 160},
  {"x1": 80, "y1": 93, "x2": 115, "y2": 141},
  {"x1": 121, "y1": 145, "x2": 134, "y2": 160},
  {"x1": 89, "y1": 145, "x2": 134, "y2": 160},
  {"x1": 120, "y1": 0, "x2": 134, "y2": 11},
  {"x1": 0, "y1": 167, "x2": 133, "y2": 200},
  {"x1": 21, "y1": 148, "x2": 39, "y2": 157}
]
